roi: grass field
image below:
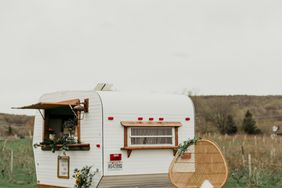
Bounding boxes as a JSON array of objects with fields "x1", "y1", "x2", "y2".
[
  {"x1": 1, "y1": 135, "x2": 282, "y2": 188},
  {"x1": 0, "y1": 138, "x2": 36, "y2": 188}
]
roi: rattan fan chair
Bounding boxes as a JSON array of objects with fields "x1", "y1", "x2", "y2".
[{"x1": 169, "y1": 139, "x2": 228, "y2": 188}]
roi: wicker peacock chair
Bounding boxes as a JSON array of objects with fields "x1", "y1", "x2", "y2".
[{"x1": 169, "y1": 139, "x2": 228, "y2": 188}]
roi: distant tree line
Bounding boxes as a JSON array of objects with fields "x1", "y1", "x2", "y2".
[{"x1": 191, "y1": 96, "x2": 261, "y2": 135}]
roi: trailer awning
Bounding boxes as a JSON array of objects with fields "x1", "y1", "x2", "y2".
[
  {"x1": 12, "y1": 99, "x2": 80, "y2": 110},
  {"x1": 121, "y1": 121, "x2": 182, "y2": 127}
]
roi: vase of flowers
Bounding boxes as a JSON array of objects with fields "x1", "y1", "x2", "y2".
[{"x1": 64, "y1": 119, "x2": 77, "y2": 138}]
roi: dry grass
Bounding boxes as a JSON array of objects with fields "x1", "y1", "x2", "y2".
[{"x1": 198, "y1": 133, "x2": 282, "y2": 187}]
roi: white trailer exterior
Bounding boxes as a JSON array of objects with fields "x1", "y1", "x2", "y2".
[{"x1": 24, "y1": 90, "x2": 194, "y2": 188}]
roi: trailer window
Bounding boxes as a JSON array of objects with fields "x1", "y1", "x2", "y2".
[
  {"x1": 120, "y1": 121, "x2": 182, "y2": 157},
  {"x1": 129, "y1": 127, "x2": 174, "y2": 146},
  {"x1": 43, "y1": 107, "x2": 80, "y2": 143}
]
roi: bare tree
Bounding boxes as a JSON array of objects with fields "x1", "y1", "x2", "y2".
[{"x1": 194, "y1": 96, "x2": 234, "y2": 134}]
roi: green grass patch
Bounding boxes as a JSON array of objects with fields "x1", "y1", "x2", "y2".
[{"x1": 0, "y1": 138, "x2": 36, "y2": 187}]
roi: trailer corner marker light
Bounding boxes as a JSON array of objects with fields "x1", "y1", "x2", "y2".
[
  {"x1": 185, "y1": 117, "x2": 190, "y2": 121},
  {"x1": 138, "y1": 117, "x2": 143, "y2": 121},
  {"x1": 96, "y1": 144, "x2": 101, "y2": 148},
  {"x1": 110, "y1": 154, "x2": 122, "y2": 161},
  {"x1": 108, "y1": 117, "x2": 114, "y2": 120},
  {"x1": 159, "y1": 117, "x2": 164, "y2": 121},
  {"x1": 149, "y1": 117, "x2": 154, "y2": 121}
]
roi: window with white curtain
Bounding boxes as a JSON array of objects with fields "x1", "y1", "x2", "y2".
[{"x1": 129, "y1": 127, "x2": 175, "y2": 146}]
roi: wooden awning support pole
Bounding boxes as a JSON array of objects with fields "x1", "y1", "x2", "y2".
[
  {"x1": 38, "y1": 109, "x2": 45, "y2": 120},
  {"x1": 69, "y1": 104, "x2": 78, "y2": 119}
]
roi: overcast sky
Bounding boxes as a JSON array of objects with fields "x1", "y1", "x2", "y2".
[{"x1": 1, "y1": 0, "x2": 282, "y2": 115}]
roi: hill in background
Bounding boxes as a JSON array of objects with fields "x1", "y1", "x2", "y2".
[
  {"x1": 192, "y1": 95, "x2": 282, "y2": 134},
  {"x1": 0, "y1": 113, "x2": 34, "y2": 138},
  {"x1": 1, "y1": 95, "x2": 282, "y2": 137}
]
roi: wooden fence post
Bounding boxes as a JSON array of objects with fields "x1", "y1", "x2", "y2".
[
  {"x1": 10, "y1": 150, "x2": 13, "y2": 174},
  {"x1": 248, "y1": 154, "x2": 252, "y2": 178},
  {"x1": 2, "y1": 139, "x2": 7, "y2": 151},
  {"x1": 241, "y1": 145, "x2": 245, "y2": 166}
]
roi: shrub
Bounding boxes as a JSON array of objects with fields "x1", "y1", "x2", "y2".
[{"x1": 242, "y1": 110, "x2": 261, "y2": 134}]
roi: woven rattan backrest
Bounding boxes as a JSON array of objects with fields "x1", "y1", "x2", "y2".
[{"x1": 169, "y1": 139, "x2": 228, "y2": 188}]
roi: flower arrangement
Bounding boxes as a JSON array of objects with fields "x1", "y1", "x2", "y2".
[
  {"x1": 73, "y1": 165, "x2": 96, "y2": 188},
  {"x1": 177, "y1": 137, "x2": 201, "y2": 156},
  {"x1": 33, "y1": 135, "x2": 77, "y2": 153},
  {"x1": 64, "y1": 119, "x2": 77, "y2": 138}
]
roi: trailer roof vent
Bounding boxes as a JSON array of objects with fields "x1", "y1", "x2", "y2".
[{"x1": 95, "y1": 83, "x2": 114, "y2": 91}]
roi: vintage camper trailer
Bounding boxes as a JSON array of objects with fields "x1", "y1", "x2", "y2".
[{"x1": 15, "y1": 88, "x2": 195, "y2": 188}]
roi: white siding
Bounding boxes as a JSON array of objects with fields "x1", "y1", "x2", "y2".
[
  {"x1": 97, "y1": 91, "x2": 195, "y2": 176},
  {"x1": 33, "y1": 90, "x2": 103, "y2": 188}
]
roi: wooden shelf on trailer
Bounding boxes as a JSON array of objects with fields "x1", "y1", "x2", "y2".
[{"x1": 41, "y1": 143, "x2": 90, "y2": 151}]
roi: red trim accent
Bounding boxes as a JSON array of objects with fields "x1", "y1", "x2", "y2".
[
  {"x1": 138, "y1": 117, "x2": 143, "y2": 121},
  {"x1": 108, "y1": 117, "x2": 114, "y2": 120},
  {"x1": 159, "y1": 117, "x2": 164, "y2": 121},
  {"x1": 185, "y1": 117, "x2": 190, "y2": 121},
  {"x1": 149, "y1": 117, "x2": 154, "y2": 121}
]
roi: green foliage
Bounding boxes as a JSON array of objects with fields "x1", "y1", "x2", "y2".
[
  {"x1": 177, "y1": 137, "x2": 201, "y2": 156},
  {"x1": 226, "y1": 115, "x2": 237, "y2": 135},
  {"x1": 242, "y1": 110, "x2": 261, "y2": 134},
  {"x1": 229, "y1": 167, "x2": 282, "y2": 188},
  {"x1": 231, "y1": 167, "x2": 248, "y2": 186},
  {"x1": 34, "y1": 135, "x2": 77, "y2": 153},
  {"x1": 73, "y1": 166, "x2": 96, "y2": 188}
]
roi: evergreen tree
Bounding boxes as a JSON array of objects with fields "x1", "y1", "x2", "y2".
[
  {"x1": 8, "y1": 125, "x2": 12, "y2": 136},
  {"x1": 242, "y1": 110, "x2": 261, "y2": 134},
  {"x1": 225, "y1": 115, "x2": 237, "y2": 135}
]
